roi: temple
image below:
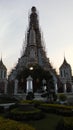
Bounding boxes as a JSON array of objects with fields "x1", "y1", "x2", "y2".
[
  {"x1": 9, "y1": 7, "x2": 57, "y2": 87},
  {"x1": 8, "y1": 7, "x2": 73, "y2": 96}
]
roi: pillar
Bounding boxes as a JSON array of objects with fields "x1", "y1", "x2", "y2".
[
  {"x1": 14, "y1": 79, "x2": 18, "y2": 95},
  {"x1": 4, "y1": 80, "x2": 8, "y2": 94},
  {"x1": 64, "y1": 83, "x2": 66, "y2": 93},
  {"x1": 55, "y1": 83, "x2": 58, "y2": 94},
  {"x1": 26, "y1": 76, "x2": 33, "y2": 93},
  {"x1": 42, "y1": 79, "x2": 46, "y2": 91},
  {"x1": 72, "y1": 85, "x2": 73, "y2": 93}
]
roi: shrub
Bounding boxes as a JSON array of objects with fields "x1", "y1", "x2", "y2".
[
  {"x1": 20, "y1": 100, "x2": 33, "y2": 104},
  {"x1": 0, "y1": 95, "x2": 18, "y2": 104},
  {"x1": 0, "y1": 117, "x2": 35, "y2": 130},
  {"x1": 59, "y1": 94, "x2": 67, "y2": 101},
  {"x1": 20, "y1": 100, "x2": 44, "y2": 105},
  {"x1": 53, "y1": 94, "x2": 57, "y2": 101},
  {"x1": 8, "y1": 103, "x2": 19, "y2": 111},
  {"x1": 26, "y1": 92, "x2": 34, "y2": 100},
  {"x1": 0, "y1": 106, "x2": 4, "y2": 113}
]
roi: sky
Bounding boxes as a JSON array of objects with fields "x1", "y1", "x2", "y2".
[{"x1": 0, "y1": 0, "x2": 73, "y2": 75}]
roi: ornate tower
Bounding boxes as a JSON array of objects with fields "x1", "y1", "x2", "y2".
[
  {"x1": 0, "y1": 58, "x2": 7, "y2": 94},
  {"x1": 59, "y1": 57, "x2": 73, "y2": 92},
  {"x1": 59, "y1": 57, "x2": 72, "y2": 83},
  {"x1": 17, "y1": 6, "x2": 52, "y2": 70},
  {"x1": 9, "y1": 6, "x2": 57, "y2": 92},
  {"x1": 0, "y1": 58, "x2": 7, "y2": 80}
]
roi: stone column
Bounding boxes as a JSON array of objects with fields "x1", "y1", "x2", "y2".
[
  {"x1": 42, "y1": 79, "x2": 46, "y2": 91},
  {"x1": 64, "y1": 83, "x2": 66, "y2": 93},
  {"x1": 55, "y1": 83, "x2": 58, "y2": 94},
  {"x1": 2, "y1": 70, "x2": 4, "y2": 79},
  {"x1": 4, "y1": 80, "x2": 8, "y2": 94},
  {"x1": 26, "y1": 76, "x2": 33, "y2": 93},
  {"x1": 72, "y1": 85, "x2": 73, "y2": 93},
  {"x1": 14, "y1": 79, "x2": 18, "y2": 95}
]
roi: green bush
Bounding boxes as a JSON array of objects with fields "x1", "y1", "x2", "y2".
[
  {"x1": 0, "y1": 117, "x2": 35, "y2": 130},
  {"x1": 40, "y1": 103, "x2": 73, "y2": 110},
  {"x1": 26, "y1": 92, "x2": 34, "y2": 100},
  {"x1": 20, "y1": 100, "x2": 33, "y2": 104},
  {"x1": 0, "y1": 95, "x2": 18, "y2": 104},
  {"x1": 19, "y1": 100, "x2": 44, "y2": 107},
  {"x1": 59, "y1": 94, "x2": 67, "y2": 101}
]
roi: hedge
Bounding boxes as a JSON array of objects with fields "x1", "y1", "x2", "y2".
[
  {"x1": 20, "y1": 100, "x2": 44, "y2": 104},
  {"x1": 0, "y1": 117, "x2": 35, "y2": 130},
  {"x1": 8, "y1": 107, "x2": 44, "y2": 120},
  {"x1": 19, "y1": 100, "x2": 44, "y2": 108},
  {"x1": 0, "y1": 95, "x2": 17, "y2": 104},
  {"x1": 39, "y1": 103, "x2": 73, "y2": 116},
  {"x1": 56, "y1": 117, "x2": 73, "y2": 130}
]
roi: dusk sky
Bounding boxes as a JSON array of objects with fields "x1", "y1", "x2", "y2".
[{"x1": 0, "y1": 0, "x2": 73, "y2": 75}]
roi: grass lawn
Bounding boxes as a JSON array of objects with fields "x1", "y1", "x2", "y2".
[{"x1": 26, "y1": 113, "x2": 62, "y2": 130}]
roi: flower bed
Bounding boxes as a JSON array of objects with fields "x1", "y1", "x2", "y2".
[{"x1": 0, "y1": 117, "x2": 35, "y2": 130}]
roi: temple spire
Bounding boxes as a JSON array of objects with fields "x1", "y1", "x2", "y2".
[{"x1": 29, "y1": 6, "x2": 39, "y2": 30}]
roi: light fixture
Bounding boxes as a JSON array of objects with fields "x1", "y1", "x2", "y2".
[{"x1": 29, "y1": 67, "x2": 33, "y2": 70}]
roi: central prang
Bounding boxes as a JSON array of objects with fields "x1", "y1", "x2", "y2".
[{"x1": 31, "y1": 6, "x2": 36, "y2": 13}]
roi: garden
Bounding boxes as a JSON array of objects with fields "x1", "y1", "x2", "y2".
[{"x1": 0, "y1": 94, "x2": 73, "y2": 130}]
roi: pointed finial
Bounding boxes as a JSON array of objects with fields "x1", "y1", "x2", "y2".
[
  {"x1": 1, "y1": 53, "x2": 2, "y2": 62},
  {"x1": 64, "y1": 52, "x2": 66, "y2": 61},
  {"x1": 31, "y1": 6, "x2": 36, "y2": 13},
  {"x1": 63, "y1": 52, "x2": 68, "y2": 64},
  {"x1": 64, "y1": 52, "x2": 65, "y2": 59}
]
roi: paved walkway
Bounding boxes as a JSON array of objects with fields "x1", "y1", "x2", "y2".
[{"x1": 0, "y1": 103, "x2": 15, "y2": 109}]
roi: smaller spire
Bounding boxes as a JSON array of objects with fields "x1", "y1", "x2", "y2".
[
  {"x1": 62, "y1": 55, "x2": 70, "y2": 67},
  {"x1": 63, "y1": 52, "x2": 67, "y2": 64},
  {"x1": 64, "y1": 57, "x2": 66, "y2": 63},
  {"x1": 64, "y1": 52, "x2": 65, "y2": 59},
  {"x1": 0, "y1": 53, "x2": 2, "y2": 62},
  {"x1": 63, "y1": 57, "x2": 67, "y2": 65}
]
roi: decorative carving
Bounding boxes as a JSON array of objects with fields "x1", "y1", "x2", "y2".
[{"x1": 29, "y1": 49, "x2": 35, "y2": 59}]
